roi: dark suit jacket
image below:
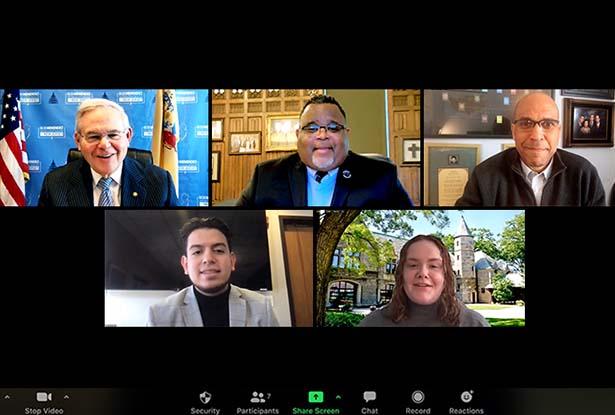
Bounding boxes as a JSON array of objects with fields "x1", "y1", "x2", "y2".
[
  {"x1": 38, "y1": 157, "x2": 178, "y2": 207},
  {"x1": 592, "y1": 123, "x2": 605, "y2": 138},
  {"x1": 236, "y1": 151, "x2": 413, "y2": 208}
]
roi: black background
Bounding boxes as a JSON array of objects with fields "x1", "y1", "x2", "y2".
[
  {"x1": 105, "y1": 209, "x2": 272, "y2": 291},
  {"x1": 3, "y1": 41, "x2": 615, "y2": 412},
  {"x1": 1, "y1": 207, "x2": 614, "y2": 389}
]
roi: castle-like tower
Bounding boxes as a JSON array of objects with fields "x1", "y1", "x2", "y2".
[{"x1": 453, "y1": 216, "x2": 477, "y2": 303}]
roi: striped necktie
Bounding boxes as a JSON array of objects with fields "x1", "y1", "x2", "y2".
[{"x1": 97, "y1": 177, "x2": 114, "y2": 207}]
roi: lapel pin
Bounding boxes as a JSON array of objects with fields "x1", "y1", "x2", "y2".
[
  {"x1": 342, "y1": 170, "x2": 351, "y2": 179},
  {"x1": 132, "y1": 192, "x2": 138, "y2": 198}
]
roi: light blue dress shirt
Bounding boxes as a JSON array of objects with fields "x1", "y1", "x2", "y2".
[{"x1": 307, "y1": 166, "x2": 338, "y2": 206}]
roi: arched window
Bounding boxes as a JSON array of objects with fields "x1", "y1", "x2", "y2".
[{"x1": 328, "y1": 281, "x2": 357, "y2": 308}]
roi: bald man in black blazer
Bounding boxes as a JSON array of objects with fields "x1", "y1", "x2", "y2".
[
  {"x1": 236, "y1": 151, "x2": 412, "y2": 208},
  {"x1": 236, "y1": 94, "x2": 413, "y2": 208}
]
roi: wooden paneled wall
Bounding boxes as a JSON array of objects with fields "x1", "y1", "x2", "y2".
[
  {"x1": 387, "y1": 89, "x2": 421, "y2": 205},
  {"x1": 211, "y1": 89, "x2": 323, "y2": 204}
]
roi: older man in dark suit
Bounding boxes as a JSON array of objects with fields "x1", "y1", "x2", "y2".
[
  {"x1": 38, "y1": 98, "x2": 177, "y2": 207},
  {"x1": 236, "y1": 95, "x2": 413, "y2": 208}
]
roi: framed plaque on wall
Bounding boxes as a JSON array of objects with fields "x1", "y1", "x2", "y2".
[
  {"x1": 211, "y1": 118, "x2": 224, "y2": 141},
  {"x1": 211, "y1": 151, "x2": 220, "y2": 183},
  {"x1": 424, "y1": 143, "x2": 480, "y2": 206}
]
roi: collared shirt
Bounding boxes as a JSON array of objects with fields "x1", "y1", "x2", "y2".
[
  {"x1": 520, "y1": 159, "x2": 553, "y2": 206},
  {"x1": 91, "y1": 165, "x2": 123, "y2": 207},
  {"x1": 306, "y1": 166, "x2": 338, "y2": 206}
]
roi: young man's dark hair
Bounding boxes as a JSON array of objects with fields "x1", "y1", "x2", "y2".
[
  {"x1": 179, "y1": 217, "x2": 233, "y2": 252},
  {"x1": 300, "y1": 94, "x2": 346, "y2": 119},
  {"x1": 148, "y1": 216, "x2": 278, "y2": 326}
]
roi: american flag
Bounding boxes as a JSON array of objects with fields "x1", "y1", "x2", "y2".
[{"x1": 0, "y1": 89, "x2": 29, "y2": 206}]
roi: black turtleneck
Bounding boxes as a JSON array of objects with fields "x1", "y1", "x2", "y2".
[{"x1": 193, "y1": 285, "x2": 230, "y2": 327}]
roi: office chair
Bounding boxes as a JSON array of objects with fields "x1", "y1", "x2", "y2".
[{"x1": 67, "y1": 148, "x2": 153, "y2": 165}]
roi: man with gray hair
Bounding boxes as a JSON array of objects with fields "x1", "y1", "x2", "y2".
[{"x1": 38, "y1": 98, "x2": 177, "y2": 207}]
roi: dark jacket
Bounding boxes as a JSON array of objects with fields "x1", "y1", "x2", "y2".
[
  {"x1": 455, "y1": 148, "x2": 605, "y2": 207},
  {"x1": 38, "y1": 157, "x2": 178, "y2": 207},
  {"x1": 236, "y1": 151, "x2": 413, "y2": 208}
]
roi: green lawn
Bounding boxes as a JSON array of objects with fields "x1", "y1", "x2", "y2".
[
  {"x1": 486, "y1": 318, "x2": 525, "y2": 327},
  {"x1": 325, "y1": 311, "x2": 364, "y2": 327},
  {"x1": 324, "y1": 311, "x2": 525, "y2": 327},
  {"x1": 467, "y1": 304, "x2": 517, "y2": 310}
]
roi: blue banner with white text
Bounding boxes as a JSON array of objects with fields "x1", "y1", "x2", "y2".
[{"x1": 17, "y1": 89, "x2": 209, "y2": 206}]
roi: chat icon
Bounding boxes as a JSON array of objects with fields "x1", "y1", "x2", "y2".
[{"x1": 363, "y1": 391, "x2": 376, "y2": 403}]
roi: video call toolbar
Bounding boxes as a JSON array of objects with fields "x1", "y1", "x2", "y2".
[{"x1": 2, "y1": 387, "x2": 614, "y2": 415}]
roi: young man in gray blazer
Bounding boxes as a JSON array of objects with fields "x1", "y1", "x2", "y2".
[{"x1": 147, "y1": 217, "x2": 279, "y2": 327}]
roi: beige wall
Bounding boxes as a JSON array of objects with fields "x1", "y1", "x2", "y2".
[
  {"x1": 327, "y1": 89, "x2": 387, "y2": 156},
  {"x1": 266, "y1": 210, "x2": 313, "y2": 327}
]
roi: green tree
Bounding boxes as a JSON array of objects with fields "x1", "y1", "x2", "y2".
[
  {"x1": 316, "y1": 210, "x2": 450, "y2": 326},
  {"x1": 492, "y1": 272, "x2": 514, "y2": 303},
  {"x1": 433, "y1": 231, "x2": 455, "y2": 251},
  {"x1": 336, "y1": 221, "x2": 397, "y2": 274},
  {"x1": 471, "y1": 227, "x2": 501, "y2": 259},
  {"x1": 316, "y1": 211, "x2": 361, "y2": 327},
  {"x1": 499, "y1": 213, "x2": 525, "y2": 273}
]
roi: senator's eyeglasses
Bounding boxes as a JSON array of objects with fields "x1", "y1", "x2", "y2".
[
  {"x1": 80, "y1": 130, "x2": 127, "y2": 144},
  {"x1": 512, "y1": 118, "x2": 560, "y2": 131},
  {"x1": 300, "y1": 122, "x2": 347, "y2": 134}
]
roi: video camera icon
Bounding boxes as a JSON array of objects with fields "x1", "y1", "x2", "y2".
[
  {"x1": 199, "y1": 391, "x2": 212, "y2": 405},
  {"x1": 36, "y1": 392, "x2": 52, "y2": 402}
]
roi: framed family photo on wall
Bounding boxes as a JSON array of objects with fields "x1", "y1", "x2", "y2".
[
  {"x1": 266, "y1": 115, "x2": 300, "y2": 151},
  {"x1": 229, "y1": 132, "x2": 261, "y2": 155},
  {"x1": 563, "y1": 98, "x2": 614, "y2": 148}
]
